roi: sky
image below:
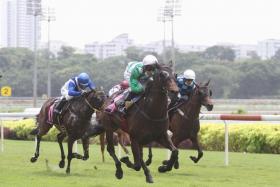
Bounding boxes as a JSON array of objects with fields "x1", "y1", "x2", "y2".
[{"x1": 3, "y1": 0, "x2": 280, "y2": 48}]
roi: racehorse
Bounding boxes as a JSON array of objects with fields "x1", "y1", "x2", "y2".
[
  {"x1": 29, "y1": 89, "x2": 106, "y2": 174},
  {"x1": 95, "y1": 65, "x2": 179, "y2": 183},
  {"x1": 159, "y1": 80, "x2": 213, "y2": 168},
  {"x1": 99, "y1": 128, "x2": 131, "y2": 162}
]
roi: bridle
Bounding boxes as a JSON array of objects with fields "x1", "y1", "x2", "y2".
[{"x1": 84, "y1": 90, "x2": 105, "y2": 112}]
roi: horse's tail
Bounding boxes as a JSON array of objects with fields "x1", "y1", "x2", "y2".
[{"x1": 30, "y1": 114, "x2": 40, "y2": 135}]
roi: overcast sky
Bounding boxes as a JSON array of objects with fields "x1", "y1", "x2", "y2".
[{"x1": 4, "y1": 0, "x2": 280, "y2": 48}]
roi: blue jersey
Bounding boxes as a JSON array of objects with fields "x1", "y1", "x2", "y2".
[
  {"x1": 176, "y1": 75, "x2": 195, "y2": 97},
  {"x1": 67, "y1": 77, "x2": 95, "y2": 96}
]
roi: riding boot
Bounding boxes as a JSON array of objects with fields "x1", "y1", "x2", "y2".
[
  {"x1": 82, "y1": 123, "x2": 105, "y2": 139},
  {"x1": 116, "y1": 91, "x2": 131, "y2": 115},
  {"x1": 54, "y1": 98, "x2": 67, "y2": 115}
]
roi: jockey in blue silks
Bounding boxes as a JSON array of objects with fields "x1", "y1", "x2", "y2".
[
  {"x1": 169, "y1": 69, "x2": 196, "y2": 110},
  {"x1": 54, "y1": 72, "x2": 96, "y2": 114},
  {"x1": 176, "y1": 69, "x2": 196, "y2": 101}
]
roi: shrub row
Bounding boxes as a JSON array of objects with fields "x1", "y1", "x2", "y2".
[
  {"x1": 2, "y1": 119, "x2": 280, "y2": 153},
  {"x1": 199, "y1": 123, "x2": 280, "y2": 154}
]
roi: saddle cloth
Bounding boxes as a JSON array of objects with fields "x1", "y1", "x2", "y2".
[{"x1": 47, "y1": 98, "x2": 60, "y2": 124}]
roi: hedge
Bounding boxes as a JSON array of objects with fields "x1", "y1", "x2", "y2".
[{"x1": 2, "y1": 119, "x2": 280, "y2": 154}]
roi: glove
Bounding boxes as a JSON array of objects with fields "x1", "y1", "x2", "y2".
[{"x1": 81, "y1": 90, "x2": 87, "y2": 96}]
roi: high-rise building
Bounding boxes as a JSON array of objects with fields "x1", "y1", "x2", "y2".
[
  {"x1": 1, "y1": 0, "x2": 41, "y2": 50},
  {"x1": 85, "y1": 33, "x2": 133, "y2": 59},
  {"x1": 257, "y1": 39, "x2": 280, "y2": 60}
]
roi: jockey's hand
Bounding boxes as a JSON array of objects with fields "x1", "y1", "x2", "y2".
[{"x1": 81, "y1": 90, "x2": 87, "y2": 96}]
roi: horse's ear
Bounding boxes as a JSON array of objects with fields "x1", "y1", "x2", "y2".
[
  {"x1": 205, "y1": 79, "x2": 211, "y2": 86},
  {"x1": 168, "y1": 60, "x2": 173, "y2": 68}
]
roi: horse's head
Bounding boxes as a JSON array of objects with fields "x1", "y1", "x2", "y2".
[
  {"x1": 84, "y1": 89, "x2": 107, "y2": 111},
  {"x1": 145, "y1": 64, "x2": 179, "y2": 94},
  {"x1": 194, "y1": 80, "x2": 213, "y2": 111}
]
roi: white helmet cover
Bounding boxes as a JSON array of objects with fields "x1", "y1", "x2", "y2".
[
  {"x1": 142, "y1": 55, "x2": 158, "y2": 66},
  {"x1": 183, "y1": 69, "x2": 196, "y2": 80}
]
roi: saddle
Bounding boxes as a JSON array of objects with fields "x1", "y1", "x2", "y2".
[
  {"x1": 47, "y1": 98, "x2": 67, "y2": 125},
  {"x1": 105, "y1": 93, "x2": 142, "y2": 115},
  {"x1": 168, "y1": 98, "x2": 188, "y2": 120}
]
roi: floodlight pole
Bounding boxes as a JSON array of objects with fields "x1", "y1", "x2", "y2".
[
  {"x1": 27, "y1": 0, "x2": 42, "y2": 107},
  {"x1": 164, "y1": 0, "x2": 181, "y2": 71},
  {"x1": 43, "y1": 7, "x2": 56, "y2": 98}
]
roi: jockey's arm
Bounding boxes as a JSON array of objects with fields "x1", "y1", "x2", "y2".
[
  {"x1": 68, "y1": 81, "x2": 82, "y2": 96},
  {"x1": 129, "y1": 65, "x2": 144, "y2": 94},
  {"x1": 88, "y1": 80, "x2": 96, "y2": 90}
]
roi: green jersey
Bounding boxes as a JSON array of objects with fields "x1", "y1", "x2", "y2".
[{"x1": 129, "y1": 63, "x2": 145, "y2": 93}]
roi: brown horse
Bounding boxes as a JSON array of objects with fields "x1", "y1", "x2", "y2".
[
  {"x1": 159, "y1": 81, "x2": 213, "y2": 168},
  {"x1": 29, "y1": 90, "x2": 106, "y2": 174},
  {"x1": 99, "y1": 128, "x2": 130, "y2": 162},
  {"x1": 92, "y1": 65, "x2": 179, "y2": 183}
]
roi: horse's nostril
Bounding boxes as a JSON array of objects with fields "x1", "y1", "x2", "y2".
[{"x1": 207, "y1": 105, "x2": 213, "y2": 111}]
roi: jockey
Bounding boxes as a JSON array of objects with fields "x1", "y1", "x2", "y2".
[
  {"x1": 54, "y1": 72, "x2": 96, "y2": 114},
  {"x1": 117, "y1": 54, "x2": 160, "y2": 115},
  {"x1": 108, "y1": 80, "x2": 129, "y2": 97},
  {"x1": 123, "y1": 61, "x2": 143, "y2": 81},
  {"x1": 177, "y1": 69, "x2": 196, "y2": 101}
]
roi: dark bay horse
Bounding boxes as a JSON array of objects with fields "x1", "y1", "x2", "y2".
[
  {"x1": 30, "y1": 90, "x2": 106, "y2": 174},
  {"x1": 96, "y1": 65, "x2": 179, "y2": 183},
  {"x1": 161, "y1": 81, "x2": 213, "y2": 168}
]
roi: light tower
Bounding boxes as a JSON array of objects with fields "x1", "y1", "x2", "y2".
[
  {"x1": 26, "y1": 0, "x2": 42, "y2": 107},
  {"x1": 157, "y1": 6, "x2": 171, "y2": 64},
  {"x1": 42, "y1": 7, "x2": 56, "y2": 98},
  {"x1": 164, "y1": 0, "x2": 181, "y2": 70}
]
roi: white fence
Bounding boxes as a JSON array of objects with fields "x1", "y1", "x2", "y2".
[{"x1": 1, "y1": 110, "x2": 280, "y2": 165}]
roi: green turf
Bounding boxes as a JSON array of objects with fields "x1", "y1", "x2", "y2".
[{"x1": 0, "y1": 140, "x2": 279, "y2": 187}]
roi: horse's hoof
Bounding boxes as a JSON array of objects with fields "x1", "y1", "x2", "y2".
[
  {"x1": 59, "y1": 160, "x2": 65, "y2": 168},
  {"x1": 146, "y1": 175, "x2": 154, "y2": 183},
  {"x1": 145, "y1": 159, "x2": 152, "y2": 166},
  {"x1": 66, "y1": 168, "x2": 70, "y2": 174},
  {"x1": 82, "y1": 156, "x2": 89, "y2": 161},
  {"x1": 158, "y1": 165, "x2": 170, "y2": 173},
  {"x1": 174, "y1": 160, "x2": 179, "y2": 169},
  {"x1": 115, "y1": 169, "x2": 123, "y2": 179},
  {"x1": 73, "y1": 153, "x2": 83, "y2": 159},
  {"x1": 190, "y1": 156, "x2": 198, "y2": 163},
  {"x1": 120, "y1": 156, "x2": 129, "y2": 163},
  {"x1": 162, "y1": 160, "x2": 168, "y2": 165},
  {"x1": 30, "y1": 157, "x2": 38, "y2": 163}
]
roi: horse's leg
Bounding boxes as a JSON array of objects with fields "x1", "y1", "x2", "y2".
[
  {"x1": 66, "y1": 136, "x2": 75, "y2": 174},
  {"x1": 30, "y1": 135, "x2": 41, "y2": 163},
  {"x1": 117, "y1": 131, "x2": 129, "y2": 155},
  {"x1": 139, "y1": 146, "x2": 153, "y2": 183},
  {"x1": 100, "y1": 133, "x2": 105, "y2": 162},
  {"x1": 120, "y1": 138, "x2": 141, "y2": 171},
  {"x1": 145, "y1": 143, "x2": 153, "y2": 166},
  {"x1": 30, "y1": 122, "x2": 52, "y2": 163},
  {"x1": 157, "y1": 133, "x2": 178, "y2": 173},
  {"x1": 189, "y1": 119, "x2": 203, "y2": 163},
  {"x1": 57, "y1": 132, "x2": 66, "y2": 168},
  {"x1": 71, "y1": 137, "x2": 89, "y2": 160},
  {"x1": 81, "y1": 137, "x2": 89, "y2": 160},
  {"x1": 189, "y1": 135, "x2": 203, "y2": 163},
  {"x1": 106, "y1": 130, "x2": 123, "y2": 179},
  {"x1": 162, "y1": 137, "x2": 182, "y2": 169}
]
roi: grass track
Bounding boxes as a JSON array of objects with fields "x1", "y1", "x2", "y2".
[{"x1": 0, "y1": 140, "x2": 279, "y2": 187}]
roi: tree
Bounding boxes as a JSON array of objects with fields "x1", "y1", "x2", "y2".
[
  {"x1": 272, "y1": 49, "x2": 280, "y2": 61},
  {"x1": 203, "y1": 46, "x2": 235, "y2": 61},
  {"x1": 57, "y1": 46, "x2": 76, "y2": 59},
  {"x1": 125, "y1": 46, "x2": 143, "y2": 61}
]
